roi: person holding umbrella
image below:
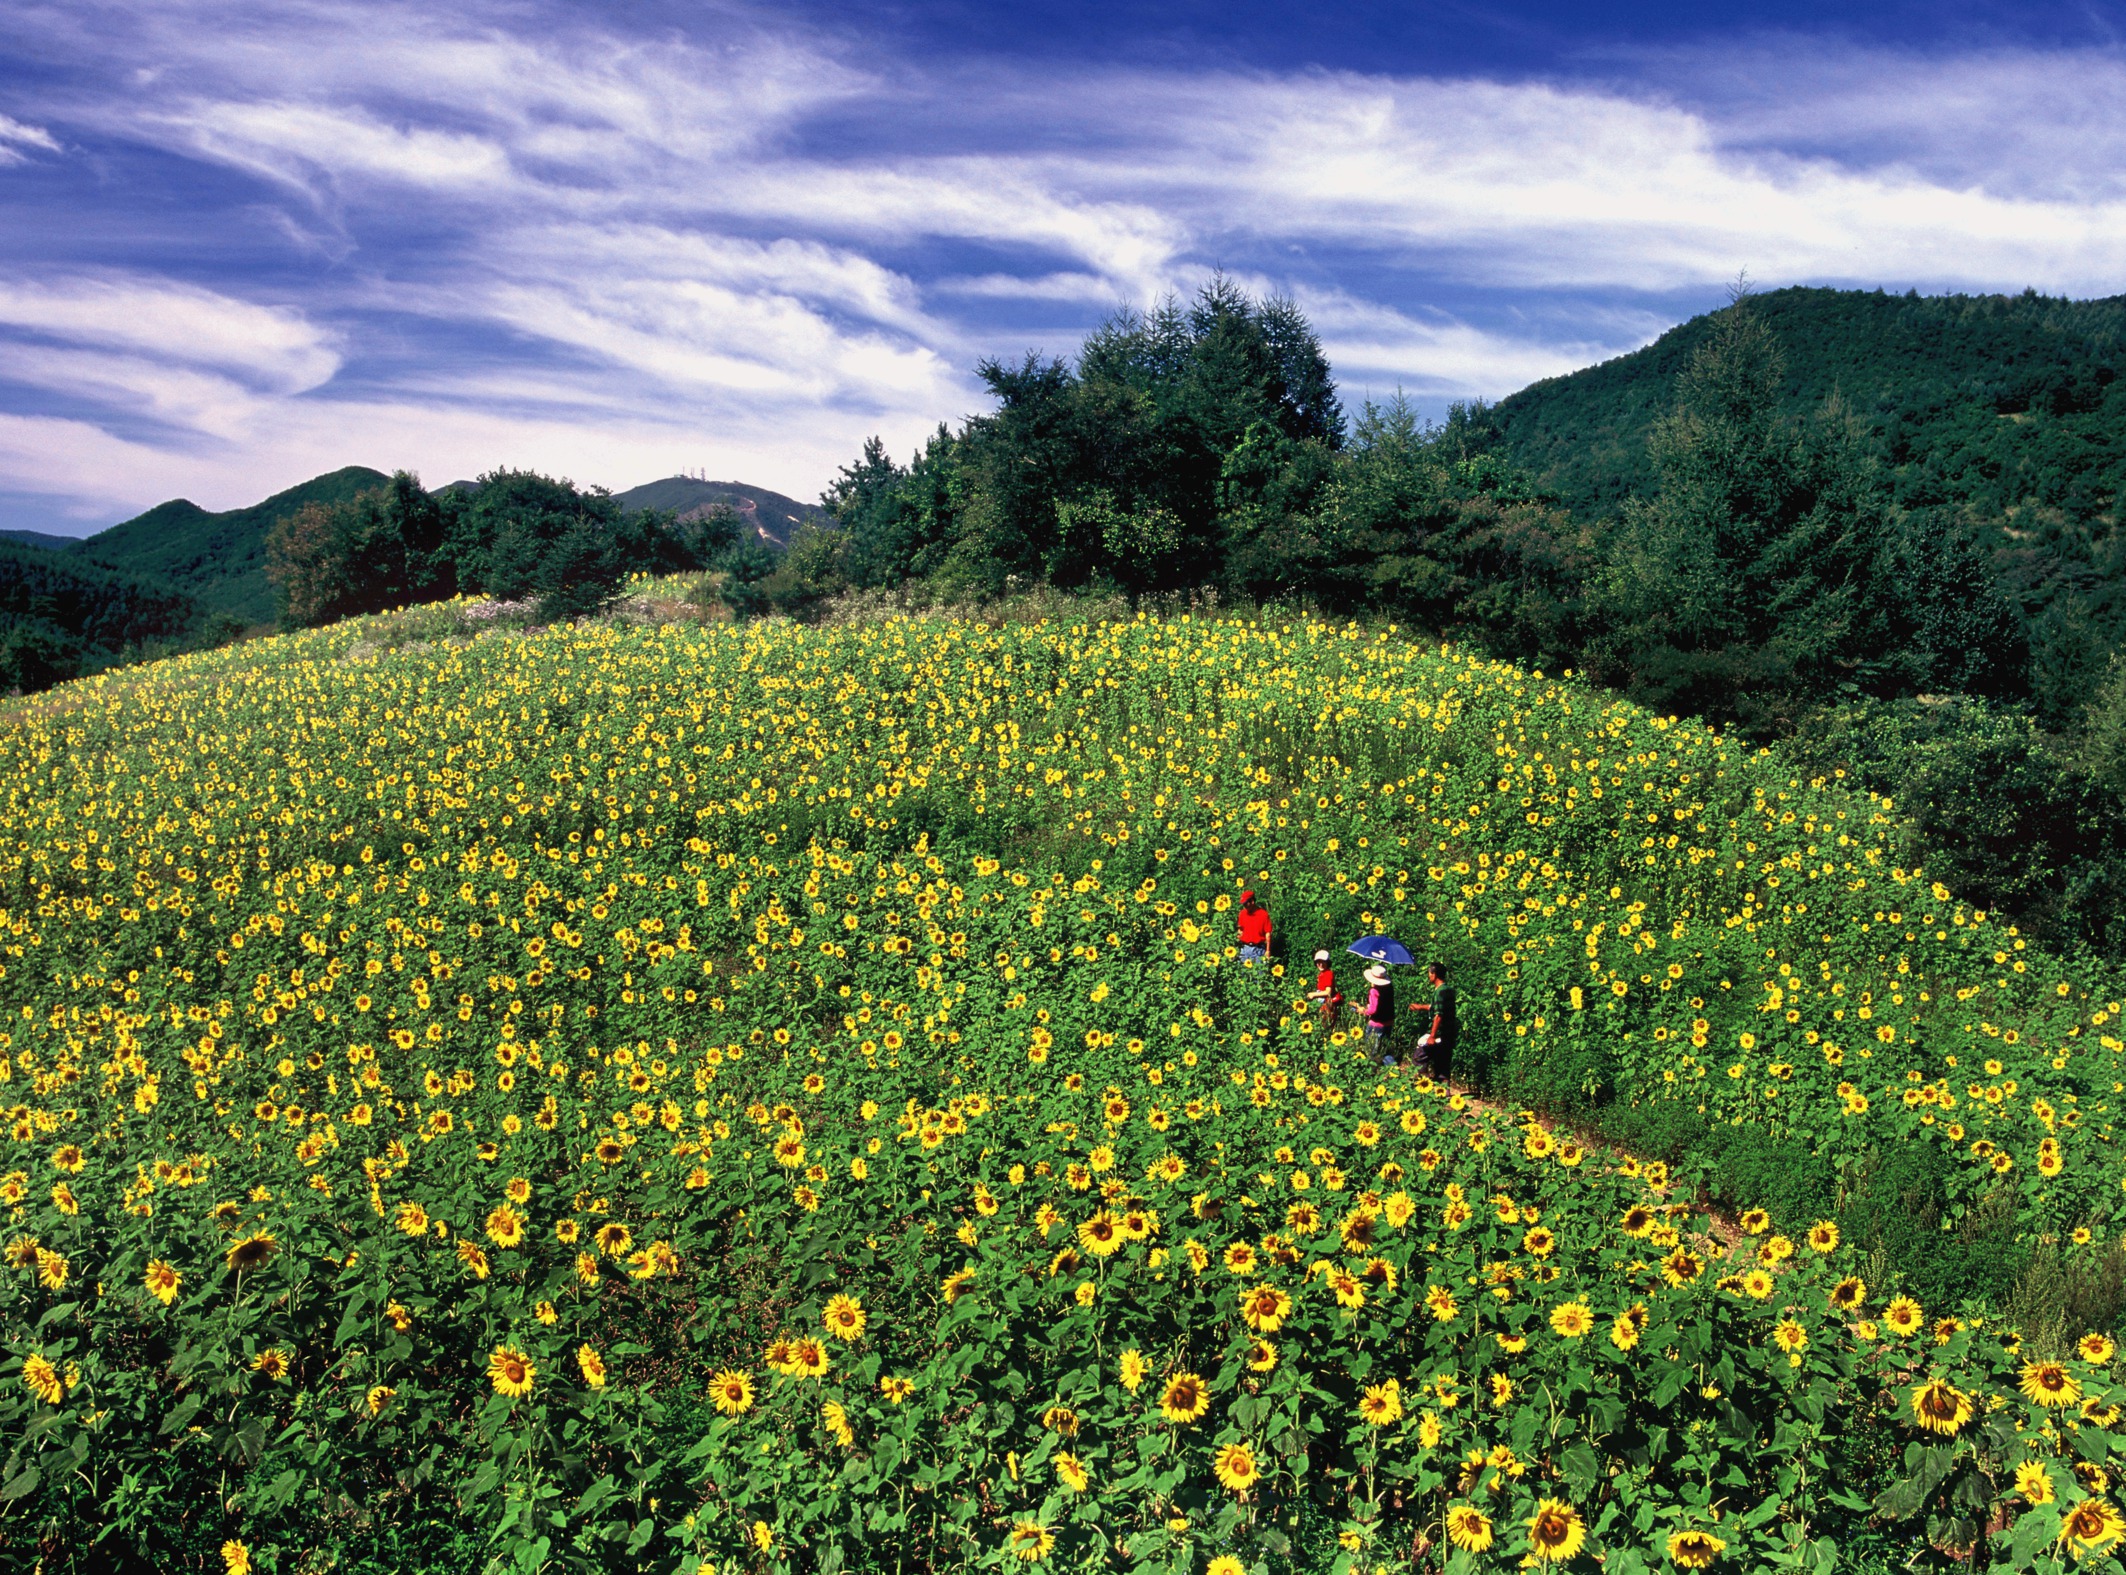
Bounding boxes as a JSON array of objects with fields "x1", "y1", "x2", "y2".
[
  {"x1": 1346, "y1": 934, "x2": 1415, "y2": 1066},
  {"x1": 1361, "y1": 964, "x2": 1396, "y2": 1062}
]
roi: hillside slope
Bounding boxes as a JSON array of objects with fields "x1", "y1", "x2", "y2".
[
  {"x1": 0, "y1": 607, "x2": 2119, "y2": 1570},
  {"x1": 0, "y1": 540, "x2": 203, "y2": 690},
  {"x1": 612, "y1": 474, "x2": 822, "y2": 547}
]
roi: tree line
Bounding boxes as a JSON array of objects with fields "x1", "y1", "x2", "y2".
[
  {"x1": 263, "y1": 470, "x2": 796, "y2": 626},
  {"x1": 257, "y1": 280, "x2": 2126, "y2": 964},
  {"x1": 794, "y1": 283, "x2": 2126, "y2": 961}
]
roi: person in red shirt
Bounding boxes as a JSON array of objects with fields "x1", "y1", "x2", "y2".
[
  {"x1": 1236, "y1": 890, "x2": 1272, "y2": 965},
  {"x1": 1307, "y1": 948, "x2": 1343, "y2": 1021}
]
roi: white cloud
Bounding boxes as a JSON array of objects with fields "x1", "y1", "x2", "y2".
[
  {"x1": 0, "y1": 113, "x2": 59, "y2": 163},
  {"x1": 1294, "y1": 288, "x2": 1664, "y2": 399},
  {"x1": 7, "y1": 1, "x2": 2126, "y2": 526},
  {"x1": 0, "y1": 275, "x2": 339, "y2": 394}
]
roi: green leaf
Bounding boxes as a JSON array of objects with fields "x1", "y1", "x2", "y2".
[
  {"x1": 0, "y1": 1465, "x2": 39, "y2": 1501},
  {"x1": 157, "y1": 1392, "x2": 202, "y2": 1437},
  {"x1": 1558, "y1": 1441, "x2": 1602, "y2": 1495}
]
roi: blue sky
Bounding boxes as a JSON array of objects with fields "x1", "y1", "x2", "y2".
[{"x1": 2, "y1": 2, "x2": 2126, "y2": 534}]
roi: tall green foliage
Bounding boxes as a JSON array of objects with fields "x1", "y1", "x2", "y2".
[
  {"x1": 826, "y1": 279, "x2": 1343, "y2": 597},
  {"x1": 1583, "y1": 304, "x2": 1898, "y2": 730}
]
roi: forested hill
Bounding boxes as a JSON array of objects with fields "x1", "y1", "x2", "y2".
[
  {"x1": 1495, "y1": 286, "x2": 2126, "y2": 520},
  {"x1": 76, "y1": 465, "x2": 390, "y2": 623}
]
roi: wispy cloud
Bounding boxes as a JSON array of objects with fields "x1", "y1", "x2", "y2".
[
  {"x1": 0, "y1": 112, "x2": 59, "y2": 163},
  {"x1": 2, "y1": 0, "x2": 2125, "y2": 529}
]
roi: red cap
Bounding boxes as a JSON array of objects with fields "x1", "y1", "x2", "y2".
[{"x1": 1240, "y1": 889, "x2": 1254, "y2": 901}]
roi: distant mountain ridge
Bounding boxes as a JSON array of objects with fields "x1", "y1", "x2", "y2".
[
  {"x1": 3, "y1": 468, "x2": 818, "y2": 628},
  {"x1": 611, "y1": 476, "x2": 826, "y2": 548}
]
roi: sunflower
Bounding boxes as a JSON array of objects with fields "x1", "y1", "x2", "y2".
[
  {"x1": 2080, "y1": 1333, "x2": 2118, "y2": 1365},
  {"x1": 1740, "y1": 1269, "x2": 1775, "y2": 1301},
  {"x1": 942, "y1": 1267, "x2": 976, "y2": 1304},
  {"x1": 790, "y1": 1337, "x2": 830, "y2": 1378},
  {"x1": 1549, "y1": 1301, "x2": 1594, "y2": 1338},
  {"x1": 2019, "y1": 1360, "x2": 2083, "y2": 1409},
  {"x1": 1526, "y1": 1499, "x2": 1586, "y2": 1564},
  {"x1": 1041, "y1": 1405, "x2": 1080, "y2": 1437},
  {"x1": 1829, "y1": 1276, "x2": 1867, "y2": 1312},
  {"x1": 1007, "y1": 1520, "x2": 1055, "y2": 1562},
  {"x1": 1806, "y1": 1220, "x2": 1839, "y2": 1253},
  {"x1": 2062, "y1": 1498, "x2": 2126, "y2": 1559},
  {"x1": 1241, "y1": 1284, "x2": 1293, "y2": 1333},
  {"x1": 144, "y1": 1260, "x2": 182, "y2": 1307},
  {"x1": 1078, "y1": 1211, "x2": 1124, "y2": 1257},
  {"x1": 225, "y1": 1232, "x2": 277, "y2": 1274},
  {"x1": 50, "y1": 1145, "x2": 84, "y2": 1174},
  {"x1": 594, "y1": 1221, "x2": 633, "y2": 1259},
  {"x1": 1357, "y1": 1379, "x2": 1403, "y2": 1427},
  {"x1": 1223, "y1": 1241, "x2": 1258, "y2": 1275},
  {"x1": 710, "y1": 1369, "x2": 754, "y2": 1416},
  {"x1": 366, "y1": 1384, "x2": 395, "y2": 1416},
  {"x1": 484, "y1": 1205, "x2": 525, "y2": 1249},
  {"x1": 1522, "y1": 1225, "x2": 1557, "y2": 1257},
  {"x1": 1773, "y1": 1319, "x2": 1808, "y2": 1355},
  {"x1": 2016, "y1": 1460, "x2": 2055, "y2": 1504},
  {"x1": 1666, "y1": 1529, "x2": 1726, "y2": 1569},
  {"x1": 1159, "y1": 1371, "x2": 1211, "y2": 1424},
  {"x1": 1444, "y1": 1504, "x2": 1494, "y2": 1554},
  {"x1": 823, "y1": 1294, "x2": 868, "y2": 1342},
  {"x1": 221, "y1": 1541, "x2": 252, "y2": 1575},
  {"x1": 1118, "y1": 1348, "x2": 1148, "y2": 1393},
  {"x1": 1660, "y1": 1247, "x2": 1704, "y2": 1287},
  {"x1": 1206, "y1": 1558, "x2": 1243, "y2": 1575},
  {"x1": 1427, "y1": 1285, "x2": 1460, "y2": 1322},
  {"x1": 1909, "y1": 1379, "x2": 1972, "y2": 1436},
  {"x1": 822, "y1": 1399, "x2": 854, "y2": 1447},
  {"x1": 879, "y1": 1375, "x2": 914, "y2": 1403},
  {"x1": 252, "y1": 1348, "x2": 291, "y2": 1381},
  {"x1": 1737, "y1": 1208, "x2": 1770, "y2": 1235},
  {"x1": 577, "y1": 1345, "x2": 607, "y2": 1389},
  {"x1": 1610, "y1": 1312, "x2": 1642, "y2": 1352},
  {"x1": 1884, "y1": 1296, "x2": 1924, "y2": 1337},
  {"x1": 1213, "y1": 1441, "x2": 1260, "y2": 1493},
  {"x1": 487, "y1": 1346, "x2": 535, "y2": 1399},
  {"x1": 21, "y1": 1352, "x2": 62, "y2": 1406},
  {"x1": 1054, "y1": 1450, "x2": 1090, "y2": 1492}
]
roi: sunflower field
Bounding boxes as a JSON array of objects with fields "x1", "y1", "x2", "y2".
[{"x1": 2, "y1": 607, "x2": 2125, "y2": 1574}]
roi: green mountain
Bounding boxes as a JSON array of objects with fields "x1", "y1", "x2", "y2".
[
  {"x1": 74, "y1": 466, "x2": 390, "y2": 624},
  {"x1": 612, "y1": 476, "x2": 822, "y2": 548},
  {"x1": 1494, "y1": 285, "x2": 2126, "y2": 523}
]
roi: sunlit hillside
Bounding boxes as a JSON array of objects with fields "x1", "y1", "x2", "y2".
[{"x1": 2, "y1": 603, "x2": 2121, "y2": 1573}]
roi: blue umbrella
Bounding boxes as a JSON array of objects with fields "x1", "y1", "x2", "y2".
[{"x1": 1346, "y1": 934, "x2": 1415, "y2": 966}]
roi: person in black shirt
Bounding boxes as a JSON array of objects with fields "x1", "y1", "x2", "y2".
[{"x1": 1412, "y1": 962, "x2": 1457, "y2": 1082}]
